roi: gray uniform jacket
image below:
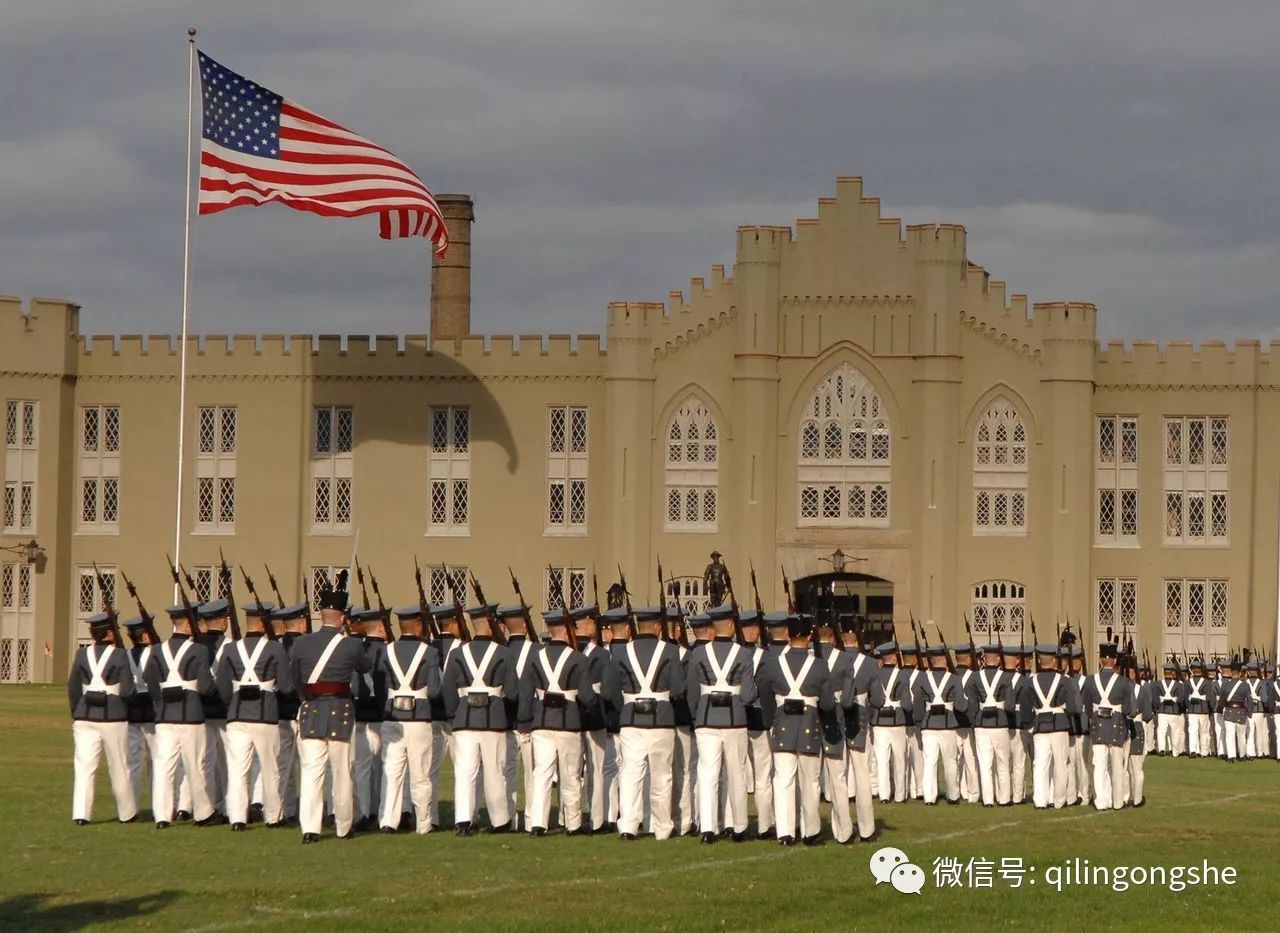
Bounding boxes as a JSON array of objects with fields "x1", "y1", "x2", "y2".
[
  {"x1": 380, "y1": 637, "x2": 441, "y2": 722},
  {"x1": 517, "y1": 642, "x2": 596, "y2": 731},
  {"x1": 685, "y1": 638, "x2": 758, "y2": 729},
  {"x1": 1081, "y1": 669, "x2": 1136, "y2": 747},
  {"x1": 911, "y1": 669, "x2": 970, "y2": 730},
  {"x1": 127, "y1": 645, "x2": 155, "y2": 723},
  {"x1": 965, "y1": 667, "x2": 1016, "y2": 729},
  {"x1": 144, "y1": 635, "x2": 214, "y2": 724},
  {"x1": 442, "y1": 637, "x2": 518, "y2": 731},
  {"x1": 1130, "y1": 681, "x2": 1155, "y2": 753},
  {"x1": 870, "y1": 663, "x2": 914, "y2": 727},
  {"x1": 1153, "y1": 678, "x2": 1189, "y2": 715},
  {"x1": 815, "y1": 644, "x2": 852, "y2": 755},
  {"x1": 507, "y1": 635, "x2": 543, "y2": 729},
  {"x1": 757, "y1": 648, "x2": 835, "y2": 757},
  {"x1": 68, "y1": 643, "x2": 136, "y2": 722},
  {"x1": 276, "y1": 632, "x2": 303, "y2": 721},
  {"x1": 578, "y1": 641, "x2": 609, "y2": 732},
  {"x1": 1184, "y1": 675, "x2": 1217, "y2": 715},
  {"x1": 1017, "y1": 671, "x2": 1083, "y2": 733},
  {"x1": 290, "y1": 627, "x2": 373, "y2": 741},
  {"x1": 1245, "y1": 678, "x2": 1275, "y2": 715},
  {"x1": 838, "y1": 650, "x2": 883, "y2": 752},
  {"x1": 198, "y1": 631, "x2": 230, "y2": 720},
  {"x1": 1217, "y1": 677, "x2": 1254, "y2": 723},
  {"x1": 215, "y1": 634, "x2": 294, "y2": 724},
  {"x1": 603, "y1": 635, "x2": 686, "y2": 729}
]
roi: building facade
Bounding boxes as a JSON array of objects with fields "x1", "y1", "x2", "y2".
[{"x1": 3, "y1": 177, "x2": 1277, "y2": 683}]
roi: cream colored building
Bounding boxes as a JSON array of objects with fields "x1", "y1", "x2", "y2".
[{"x1": 3, "y1": 178, "x2": 1277, "y2": 684}]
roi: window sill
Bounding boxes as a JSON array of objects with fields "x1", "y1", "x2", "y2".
[
  {"x1": 309, "y1": 528, "x2": 354, "y2": 537},
  {"x1": 663, "y1": 524, "x2": 719, "y2": 534},
  {"x1": 543, "y1": 527, "x2": 588, "y2": 538},
  {"x1": 1162, "y1": 541, "x2": 1230, "y2": 548},
  {"x1": 75, "y1": 526, "x2": 120, "y2": 537},
  {"x1": 1093, "y1": 540, "x2": 1140, "y2": 549},
  {"x1": 797, "y1": 519, "x2": 891, "y2": 529},
  {"x1": 192, "y1": 527, "x2": 236, "y2": 536},
  {"x1": 426, "y1": 528, "x2": 471, "y2": 538},
  {"x1": 972, "y1": 528, "x2": 1028, "y2": 538}
]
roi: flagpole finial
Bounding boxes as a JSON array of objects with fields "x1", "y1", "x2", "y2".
[{"x1": 187, "y1": 27, "x2": 197, "y2": 39}]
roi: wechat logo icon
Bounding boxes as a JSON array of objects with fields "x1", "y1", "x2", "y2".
[{"x1": 871, "y1": 846, "x2": 926, "y2": 895}]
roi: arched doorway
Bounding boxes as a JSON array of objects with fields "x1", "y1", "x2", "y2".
[{"x1": 792, "y1": 572, "x2": 894, "y2": 647}]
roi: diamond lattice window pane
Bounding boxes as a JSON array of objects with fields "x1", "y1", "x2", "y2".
[
  {"x1": 1165, "y1": 419, "x2": 1181, "y2": 464},
  {"x1": 430, "y1": 481, "x2": 447, "y2": 524},
  {"x1": 667, "y1": 488, "x2": 681, "y2": 523},
  {"x1": 197, "y1": 478, "x2": 214, "y2": 524},
  {"x1": 103, "y1": 478, "x2": 119, "y2": 523},
  {"x1": 1162, "y1": 580, "x2": 1179, "y2": 627},
  {"x1": 81, "y1": 479, "x2": 97, "y2": 524},
  {"x1": 21, "y1": 404, "x2": 35, "y2": 447},
  {"x1": 873, "y1": 427, "x2": 891, "y2": 461},
  {"x1": 334, "y1": 478, "x2": 352, "y2": 524},
  {"x1": 198, "y1": 407, "x2": 216, "y2": 454},
  {"x1": 2, "y1": 485, "x2": 12, "y2": 529},
  {"x1": 429, "y1": 568, "x2": 446, "y2": 605},
  {"x1": 196, "y1": 568, "x2": 214, "y2": 604},
  {"x1": 431, "y1": 409, "x2": 449, "y2": 452},
  {"x1": 975, "y1": 491, "x2": 990, "y2": 526},
  {"x1": 314, "y1": 408, "x2": 331, "y2": 454},
  {"x1": 1119, "y1": 491, "x2": 1137, "y2": 536},
  {"x1": 822, "y1": 485, "x2": 840, "y2": 518},
  {"x1": 688, "y1": 440, "x2": 700, "y2": 462},
  {"x1": 546, "y1": 568, "x2": 564, "y2": 610},
  {"x1": 104, "y1": 407, "x2": 120, "y2": 453},
  {"x1": 549, "y1": 408, "x2": 566, "y2": 453},
  {"x1": 1121, "y1": 419, "x2": 1138, "y2": 463},
  {"x1": 1098, "y1": 489, "x2": 1115, "y2": 536},
  {"x1": 452, "y1": 480, "x2": 468, "y2": 525},
  {"x1": 1098, "y1": 418, "x2": 1115, "y2": 463},
  {"x1": 570, "y1": 408, "x2": 588, "y2": 453},
  {"x1": 4, "y1": 401, "x2": 15, "y2": 446},
  {"x1": 83, "y1": 407, "x2": 99, "y2": 453},
  {"x1": 1119, "y1": 580, "x2": 1136, "y2": 626},
  {"x1": 682, "y1": 488, "x2": 697, "y2": 523},
  {"x1": 313, "y1": 478, "x2": 330, "y2": 524},
  {"x1": 0, "y1": 641, "x2": 10, "y2": 681},
  {"x1": 703, "y1": 489, "x2": 716, "y2": 523},
  {"x1": 991, "y1": 604, "x2": 1006, "y2": 632},
  {"x1": 1098, "y1": 580, "x2": 1116, "y2": 625},
  {"x1": 1011, "y1": 492, "x2": 1026, "y2": 528},
  {"x1": 704, "y1": 422, "x2": 717, "y2": 463},
  {"x1": 823, "y1": 423, "x2": 842, "y2": 459},
  {"x1": 849, "y1": 485, "x2": 866, "y2": 518},
  {"x1": 1210, "y1": 493, "x2": 1227, "y2": 538},
  {"x1": 569, "y1": 571, "x2": 586, "y2": 609},
  {"x1": 1188, "y1": 581, "x2": 1205, "y2": 625},
  {"x1": 1210, "y1": 581, "x2": 1228, "y2": 627},
  {"x1": 336, "y1": 409, "x2": 353, "y2": 453},
  {"x1": 870, "y1": 485, "x2": 888, "y2": 519},
  {"x1": 1165, "y1": 492, "x2": 1183, "y2": 538},
  {"x1": 569, "y1": 479, "x2": 587, "y2": 525},
  {"x1": 99, "y1": 572, "x2": 115, "y2": 609},
  {"x1": 801, "y1": 423, "x2": 819, "y2": 459},
  {"x1": 311, "y1": 567, "x2": 330, "y2": 600},
  {"x1": 1, "y1": 566, "x2": 12, "y2": 609},
  {"x1": 1210, "y1": 418, "x2": 1228, "y2": 465},
  {"x1": 17, "y1": 565, "x2": 30, "y2": 610},
  {"x1": 800, "y1": 486, "x2": 819, "y2": 518},
  {"x1": 850, "y1": 427, "x2": 867, "y2": 460},
  {"x1": 16, "y1": 640, "x2": 28, "y2": 681},
  {"x1": 18, "y1": 484, "x2": 31, "y2": 529},
  {"x1": 1188, "y1": 492, "x2": 1205, "y2": 538},
  {"x1": 548, "y1": 482, "x2": 565, "y2": 525},
  {"x1": 220, "y1": 409, "x2": 236, "y2": 454},
  {"x1": 453, "y1": 409, "x2": 469, "y2": 454},
  {"x1": 218, "y1": 478, "x2": 235, "y2": 524},
  {"x1": 79, "y1": 574, "x2": 95, "y2": 613},
  {"x1": 971, "y1": 605, "x2": 988, "y2": 633},
  {"x1": 1187, "y1": 419, "x2": 1205, "y2": 465}
]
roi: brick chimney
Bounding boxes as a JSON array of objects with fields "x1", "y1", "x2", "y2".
[{"x1": 430, "y1": 194, "x2": 475, "y2": 341}]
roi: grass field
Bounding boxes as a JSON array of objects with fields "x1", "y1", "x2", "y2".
[{"x1": 2, "y1": 685, "x2": 1278, "y2": 932}]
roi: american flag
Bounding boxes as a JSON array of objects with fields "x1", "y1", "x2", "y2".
[{"x1": 197, "y1": 51, "x2": 448, "y2": 253}]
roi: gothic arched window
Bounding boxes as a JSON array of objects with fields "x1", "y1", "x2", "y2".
[
  {"x1": 664, "y1": 398, "x2": 719, "y2": 532},
  {"x1": 973, "y1": 396, "x2": 1028, "y2": 535}
]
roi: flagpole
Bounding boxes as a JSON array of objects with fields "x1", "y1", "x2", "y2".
[{"x1": 174, "y1": 27, "x2": 197, "y2": 602}]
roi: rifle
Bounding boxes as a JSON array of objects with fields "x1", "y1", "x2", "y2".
[
  {"x1": 653, "y1": 556, "x2": 672, "y2": 643},
  {"x1": 544, "y1": 566, "x2": 577, "y2": 651},
  {"x1": 1018, "y1": 622, "x2": 1026, "y2": 675},
  {"x1": 91, "y1": 562, "x2": 125, "y2": 651},
  {"x1": 617, "y1": 565, "x2": 638, "y2": 637},
  {"x1": 237, "y1": 566, "x2": 275, "y2": 640},
  {"x1": 749, "y1": 561, "x2": 765, "y2": 616},
  {"x1": 120, "y1": 569, "x2": 161, "y2": 644},
  {"x1": 354, "y1": 557, "x2": 371, "y2": 611},
  {"x1": 780, "y1": 565, "x2": 796, "y2": 614},
  {"x1": 471, "y1": 572, "x2": 507, "y2": 647},
  {"x1": 1030, "y1": 615, "x2": 1041, "y2": 672},
  {"x1": 300, "y1": 578, "x2": 314, "y2": 634},
  {"x1": 218, "y1": 549, "x2": 242, "y2": 642},
  {"x1": 263, "y1": 564, "x2": 287, "y2": 611},
  {"x1": 591, "y1": 566, "x2": 603, "y2": 645},
  {"x1": 413, "y1": 556, "x2": 440, "y2": 641},
  {"x1": 366, "y1": 565, "x2": 393, "y2": 643},
  {"x1": 166, "y1": 554, "x2": 201, "y2": 636},
  {"x1": 720, "y1": 562, "x2": 745, "y2": 646},
  {"x1": 910, "y1": 613, "x2": 930, "y2": 671},
  {"x1": 962, "y1": 613, "x2": 976, "y2": 669},
  {"x1": 825, "y1": 586, "x2": 845, "y2": 652},
  {"x1": 440, "y1": 566, "x2": 471, "y2": 642},
  {"x1": 935, "y1": 622, "x2": 954, "y2": 673}
]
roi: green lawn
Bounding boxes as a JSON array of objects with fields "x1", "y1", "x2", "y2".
[{"x1": 2, "y1": 684, "x2": 1278, "y2": 931}]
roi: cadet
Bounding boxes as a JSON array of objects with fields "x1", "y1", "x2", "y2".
[
  {"x1": 1184, "y1": 657, "x2": 1216, "y2": 757},
  {"x1": 573, "y1": 604, "x2": 610, "y2": 833},
  {"x1": 686, "y1": 607, "x2": 756, "y2": 843},
  {"x1": 1154, "y1": 662, "x2": 1188, "y2": 757},
  {"x1": 1244, "y1": 661, "x2": 1271, "y2": 759},
  {"x1": 813, "y1": 616, "x2": 854, "y2": 842},
  {"x1": 604, "y1": 606, "x2": 685, "y2": 841},
  {"x1": 289, "y1": 572, "x2": 373, "y2": 843},
  {"x1": 122, "y1": 616, "x2": 159, "y2": 807},
  {"x1": 1268, "y1": 662, "x2": 1280, "y2": 761},
  {"x1": 1067, "y1": 646, "x2": 1091, "y2": 807},
  {"x1": 1217, "y1": 658, "x2": 1252, "y2": 761},
  {"x1": 145, "y1": 604, "x2": 217, "y2": 828},
  {"x1": 748, "y1": 611, "x2": 788, "y2": 838},
  {"x1": 900, "y1": 643, "x2": 924, "y2": 799},
  {"x1": 1081, "y1": 642, "x2": 1133, "y2": 811},
  {"x1": 967, "y1": 643, "x2": 1015, "y2": 807},
  {"x1": 426, "y1": 603, "x2": 466, "y2": 827},
  {"x1": 870, "y1": 641, "x2": 911, "y2": 803},
  {"x1": 756, "y1": 614, "x2": 834, "y2": 846},
  {"x1": 912, "y1": 645, "x2": 969, "y2": 805},
  {"x1": 838, "y1": 618, "x2": 881, "y2": 841},
  {"x1": 501, "y1": 602, "x2": 541, "y2": 831},
  {"x1": 601, "y1": 605, "x2": 635, "y2": 831},
  {"x1": 379, "y1": 605, "x2": 441, "y2": 834},
  {"x1": 271, "y1": 602, "x2": 309, "y2": 822},
  {"x1": 1003, "y1": 646, "x2": 1031, "y2": 804},
  {"x1": 669, "y1": 605, "x2": 696, "y2": 838},
  {"x1": 196, "y1": 599, "x2": 234, "y2": 817},
  {"x1": 441, "y1": 604, "x2": 517, "y2": 835},
  {"x1": 520, "y1": 608, "x2": 595, "y2": 836},
  {"x1": 346, "y1": 606, "x2": 389, "y2": 830},
  {"x1": 69, "y1": 612, "x2": 138, "y2": 825},
  {"x1": 1126, "y1": 662, "x2": 1154, "y2": 806},
  {"x1": 1018, "y1": 644, "x2": 1082, "y2": 810},
  {"x1": 216, "y1": 601, "x2": 291, "y2": 830},
  {"x1": 952, "y1": 642, "x2": 981, "y2": 804}
]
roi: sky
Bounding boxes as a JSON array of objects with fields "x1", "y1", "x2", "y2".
[{"x1": 3, "y1": 1, "x2": 1280, "y2": 343}]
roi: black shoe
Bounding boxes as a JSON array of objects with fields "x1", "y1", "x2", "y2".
[
  {"x1": 700, "y1": 832, "x2": 717, "y2": 845},
  {"x1": 302, "y1": 833, "x2": 320, "y2": 844},
  {"x1": 858, "y1": 833, "x2": 878, "y2": 844},
  {"x1": 983, "y1": 803, "x2": 994, "y2": 808},
  {"x1": 337, "y1": 830, "x2": 355, "y2": 840},
  {"x1": 803, "y1": 834, "x2": 823, "y2": 847},
  {"x1": 74, "y1": 818, "x2": 89, "y2": 826},
  {"x1": 379, "y1": 826, "x2": 397, "y2": 834},
  {"x1": 564, "y1": 827, "x2": 590, "y2": 837},
  {"x1": 603, "y1": 821, "x2": 618, "y2": 834},
  {"x1": 194, "y1": 814, "x2": 219, "y2": 827},
  {"x1": 231, "y1": 822, "x2": 247, "y2": 832},
  {"x1": 531, "y1": 827, "x2": 547, "y2": 837},
  {"x1": 156, "y1": 821, "x2": 171, "y2": 830},
  {"x1": 248, "y1": 803, "x2": 265, "y2": 824},
  {"x1": 924, "y1": 801, "x2": 937, "y2": 807},
  {"x1": 489, "y1": 822, "x2": 512, "y2": 835},
  {"x1": 266, "y1": 821, "x2": 287, "y2": 829},
  {"x1": 431, "y1": 823, "x2": 441, "y2": 832},
  {"x1": 119, "y1": 815, "x2": 137, "y2": 824},
  {"x1": 779, "y1": 835, "x2": 797, "y2": 847},
  {"x1": 619, "y1": 832, "x2": 637, "y2": 841},
  {"x1": 946, "y1": 798, "x2": 960, "y2": 806},
  {"x1": 757, "y1": 828, "x2": 776, "y2": 841},
  {"x1": 400, "y1": 810, "x2": 412, "y2": 829},
  {"x1": 176, "y1": 810, "x2": 193, "y2": 822},
  {"x1": 456, "y1": 822, "x2": 475, "y2": 837},
  {"x1": 731, "y1": 832, "x2": 746, "y2": 843},
  {"x1": 1134, "y1": 800, "x2": 1146, "y2": 808}
]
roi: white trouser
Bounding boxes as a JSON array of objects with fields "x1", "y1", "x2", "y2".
[
  {"x1": 1074, "y1": 735, "x2": 1091, "y2": 804},
  {"x1": 154, "y1": 723, "x2": 212, "y2": 823},
  {"x1": 974, "y1": 727, "x2": 1011, "y2": 805},
  {"x1": 872, "y1": 725, "x2": 907, "y2": 802},
  {"x1": 453, "y1": 730, "x2": 511, "y2": 827},
  {"x1": 507, "y1": 730, "x2": 534, "y2": 830},
  {"x1": 1064, "y1": 735, "x2": 1078, "y2": 803},
  {"x1": 581, "y1": 729, "x2": 608, "y2": 830},
  {"x1": 1010, "y1": 730, "x2": 1029, "y2": 802},
  {"x1": 1032, "y1": 731, "x2": 1070, "y2": 809},
  {"x1": 867, "y1": 740, "x2": 879, "y2": 796},
  {"x1": 772, "y1": 752, "x2": 821, "y2": 840},
  {"x1": 1273, "y1": 715, "x2": 1280, "y2": 760},
  {"x1": 202, "y1": 719, "x2": 228, "y2": 812},
  {"x1": 1247, "y1": 713, "x2": 1269, "y2": 758},
  {"x1": 1157, "y1": 714, "x2": 1186, "y2": 756},
  {"x1": 380, "y1": 720, "x2": 435, "y2": 832},
  {"x1": 353, "y1": 722, "x2": 383, "y2": 820},
  {"x1": 278, "y1": 720, "x2": 298, "y2": 818},
  {"x1": 1224, "y1": 718, "x2": 1247, "y2": 760},
  {"x1": 694, "y1": 728, "x2": 749, "y2": 834},
  {"x1": 907, "y1": 726, "x2": 924, "y2": 798},
  {"x1": 747, "y1": 729, "x2": 774, "y2": 831},
  {"x1": 1213, "y1": 713, "x2": 1225, "y2": 756},
  {"x1": 921, "y1": 730, "x2": 960, "y2": 804},
  {"x1": 956, "y1": 729, "x2": 979, "y2": 802},
  {"x1": 604, "y1": 732, "x2": 620, "y2": 823},
  {"x1": 1091, "y1": 742, "x2": 1128, "y2": 811},
  {"x1": 618, "y1": 727, "x2": 674, "y2": 839},
  {"x1": 1127, "y1": 745, "x2": 1147, "y2": 804},
  {"x1": 1187, "y1": 713, "x2": 1211, "y2": 756},
  {"x1": 298, "y1": 736, "x2": 353, "y2": 836},
  {"x1": 225, "y1": 721, "x2": 282, "y2": 825},
  {"x1": 128, "y1": 722, "x2": 156, "y2": 805},
  {"x1": 429, "y1": 721, "x2": 450, "y2": 823},
  {"x1": 672, "y1": 725, "x2": 694, "y2": 834},
  {"x1": 822, "y1": 748, "x2": 853, "y2": 842},
  {"x1": 531, "y1": 730, "x2": 584, "y2": 831},
  {"x1": 847, "y1": 744, "x2": 876, "y2": 839},
  {"x1": 72, "y1": 720, "x2": 137, "y2": 823}
]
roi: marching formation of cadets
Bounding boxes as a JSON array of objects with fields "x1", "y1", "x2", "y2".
[{"x1": 68, "y1": 563, "x2": 1280, "y2": 846}]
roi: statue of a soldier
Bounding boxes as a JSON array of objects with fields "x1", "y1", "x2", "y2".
[{"x1": 703, "y1": 551, "x2": 728, "y2": 608}]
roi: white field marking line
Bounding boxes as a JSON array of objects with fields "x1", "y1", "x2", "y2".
[
  {"x1": 912, "y1": 820, "x2": 1022, "y2": 843},
  {"x1": 181, "y1": 906, "x2": 356, "y2": 933}
]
